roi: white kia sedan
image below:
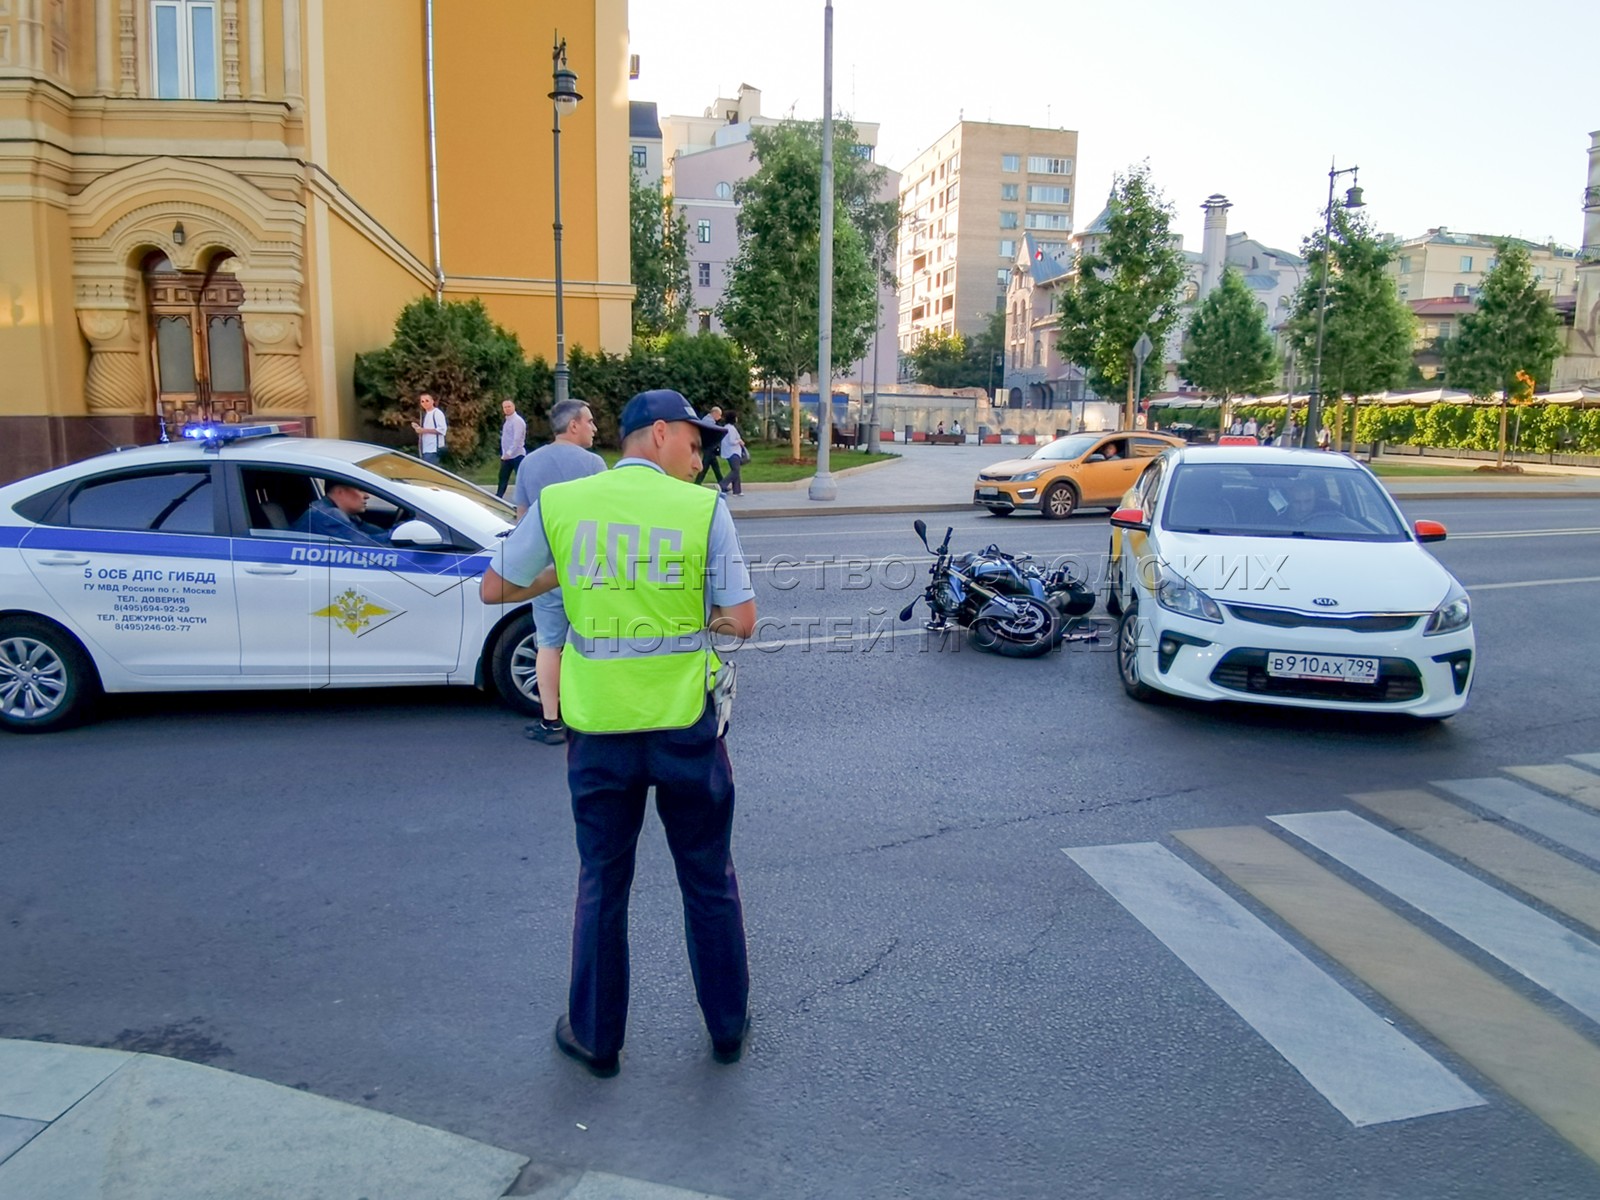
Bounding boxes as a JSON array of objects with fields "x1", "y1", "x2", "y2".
[
  {"x1": 0, "y1": 424, "x2": 543, "y2": 732},
  {"x1": 1105, "y1": 446, "x2": 1474, "y2": 718}
]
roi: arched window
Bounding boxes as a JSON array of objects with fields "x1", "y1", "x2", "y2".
[{"x1": 715, "y1": 181, "x2": 732, "y2": 200}]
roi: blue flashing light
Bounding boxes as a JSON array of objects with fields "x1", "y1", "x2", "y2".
[{"x1": 179, "y1": 421, "x2": 304, "y2": 449}]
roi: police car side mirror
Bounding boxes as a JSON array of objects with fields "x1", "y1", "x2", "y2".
[{"x1": 389, "y1": 519, "x2": 444, "y2": 548}]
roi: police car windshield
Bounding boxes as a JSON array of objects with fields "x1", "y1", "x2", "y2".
[{"x1": 356, "y1": 452, "x2": 516, "y2": 526}]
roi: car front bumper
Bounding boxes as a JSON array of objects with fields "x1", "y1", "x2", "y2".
[{"x1": 973, "y1": 483, "x2": 1042, "y2": 510}]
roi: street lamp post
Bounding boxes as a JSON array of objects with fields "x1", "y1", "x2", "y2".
[
  {"x1": 549, "y1": 38, "x2": 582, "y2": 405},
  {"x1": 808, "y1": 0, "x2": 838, "y2": 501},
  {"x1": 1306, "y1": 159, "x2": 1363, "y2": 448}
]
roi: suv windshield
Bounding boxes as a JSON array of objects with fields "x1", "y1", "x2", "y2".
[
  {"x1": 1029, "y1": 434, "x2": 1100, "y2": 462},
  {"x1": 357, "y1": 452, "x2": 516, "y2": 525},
  {"x1": 1161, "y1": 462, "x2": 1410, "y2": 541}
]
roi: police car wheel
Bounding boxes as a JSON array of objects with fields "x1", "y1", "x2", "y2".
[
  {"x1": 0, "y1": 617, "x2": 99, "y2": 733},
  {"x1": 489, "y1": 613, "x2": 543, "y2": 717}
]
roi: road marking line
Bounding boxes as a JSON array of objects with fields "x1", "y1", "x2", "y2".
[
  {"x1": 1177, "y1": 825, "x2": 1600, "y2": 1166},
  {"x1": 1468, "y1": 575, "x2": 1600, "y2": 591},
  {"x1": 1350, "y1": 789, "x2": 1600, "y2": 934},
  {"x1": 1433, "y1": 776, "x2": 1600, "y2": 863},
  {"x1": 1269, "y1": 810, "x2": 1600, "y2": 1025},
  {"x1": 1453, "y1": 527, "x2": 1600, "y2": 540},
  {"x1": 1572, "y1": 752, "x2": 1600, "y2": 772},
  {"x1": 1504, "y1": 764, "x2": 1600, "y2": 813},
  {"x1": 1062, "y1": 841, "x2": 1482, "y2": 1127}
]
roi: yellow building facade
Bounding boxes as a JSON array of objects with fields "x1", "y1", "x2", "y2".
[{"x1": 0, "y1": 0, "x2": 631, "y2": 483}]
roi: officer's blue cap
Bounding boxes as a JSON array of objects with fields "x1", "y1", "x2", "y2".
[{"x1": 619, "y1": 389, "x2": 726, "y2": 446}]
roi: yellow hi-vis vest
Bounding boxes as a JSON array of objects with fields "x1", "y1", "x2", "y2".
[{"x1": 540, "y1": 464, "x2": 720, "y2": 733}]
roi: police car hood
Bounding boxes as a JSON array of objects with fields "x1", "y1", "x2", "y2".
[{"x1": 1156, "y1": 531, "x2": 1456, "y2": 613}]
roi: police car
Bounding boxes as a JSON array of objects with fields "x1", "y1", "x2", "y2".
[{"x1": 0, "y1": 423, "x2": 543, "y2": 732}]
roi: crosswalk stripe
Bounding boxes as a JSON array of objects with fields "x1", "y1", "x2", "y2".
[
  {"x1": 1351, "y1": 789, "x2": 1600, "y2": 934},
  {"x1": 1178, "y1": 825, "x2": 1600, "y2": 1165},
  {"x1": 1571, "y1": 752, "x2": 1600, "y2": 772},
  {"x1": 1062, "y1": 841, "x2": 1483, "y2": 1127},
  {"x1": 1270, "y1": 810, "x2": 1600, "y2": 1025},
  {"x1": 1504, "y1": 763, "x2": 1600, "y2": 813},
  {"x1": 1433, "y1": 777, "x2": 1600, "y2": 863}
]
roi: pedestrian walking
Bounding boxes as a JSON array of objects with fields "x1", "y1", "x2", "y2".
[
  {"x1": 1317, "y1": 425, "x2": 1332, "y2": 451},
  {"x1": 719, "y1": 416, "x2": 748, "y2": 496},
  {"x1": 481, "y1": 388, "x2": 757, "y2": 1078},
  {"x1": 496, "y1": 400, "x2": 527, "y2": 500},
  {"x1": 694, "y1": 406, "x2": 728, "y2": 490},
  {"x1": 411, "y1": 393, "x2": 447, "y2": 465},
  {"x1": 512, "y1": 398, "x2": 606, "y2": 745}
]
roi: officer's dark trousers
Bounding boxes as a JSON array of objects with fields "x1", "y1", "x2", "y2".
[{"x1": 565, "y1": 703, "x2": 749, "y2": 1058}]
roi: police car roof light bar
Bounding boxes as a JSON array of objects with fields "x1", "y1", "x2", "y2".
[{"x1": 180, "y1": 421, "x2": 304, "y2": 452}]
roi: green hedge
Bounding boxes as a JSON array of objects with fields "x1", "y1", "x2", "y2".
[{"x1": 1225, "y1": 401, "x2": 1600, "y2": 455}]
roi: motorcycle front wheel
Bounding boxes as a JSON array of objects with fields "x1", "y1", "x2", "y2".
[{"x1": 968, "y1": 596, "x2": 1060, "y2": 658}]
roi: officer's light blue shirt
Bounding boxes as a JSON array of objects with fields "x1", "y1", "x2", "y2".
[{"x1": 495, "y1": 459, "x2": 755, "y2": 607}]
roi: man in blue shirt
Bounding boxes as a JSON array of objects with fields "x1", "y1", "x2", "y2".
[{"x1": 292, "y1": 480, "x2": 391, "y2": 544}]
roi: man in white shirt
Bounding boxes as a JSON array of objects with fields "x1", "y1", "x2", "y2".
[
  {"x1": 412, "y1": 393, "x2": 447, "y2": 465},
  {"x1": 496, "y1": 399, "x2": 527, "y2": 499}
]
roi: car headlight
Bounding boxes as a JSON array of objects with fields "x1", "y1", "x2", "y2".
[
  {"x1": 1155, "y1": 565, "x2": 1223, "y2": 624},
  {"x1": 1013, "y1": 470, "x2": 1043, "y2": 481},
  {"x1": 1425, "y1": 581, "x2": 1471, "y2": 636}
]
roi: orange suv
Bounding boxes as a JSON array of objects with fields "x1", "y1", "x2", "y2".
[{"x1": 972, "y1": 431, "x2": 1184, "y2": 518}]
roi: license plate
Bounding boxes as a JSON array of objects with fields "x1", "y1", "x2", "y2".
[
  {"x1": 976, "y1": 487, "x2": 1000, "y2": 497},
  {"x1": 1266, "y1": 652, "x2": 1379, "y2": 683}
]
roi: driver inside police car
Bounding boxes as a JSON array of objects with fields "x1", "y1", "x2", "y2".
[{"x1": 292, "y1": 479, "x2": 392, "y2": 544}]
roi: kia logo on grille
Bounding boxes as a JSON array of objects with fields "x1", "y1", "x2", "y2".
[{"x1": 1312, "y1": 597, "x2": 1339, "y2": 607}]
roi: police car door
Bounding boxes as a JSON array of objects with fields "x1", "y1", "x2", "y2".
[
  {"x1": 318, "y1": 477, "x2": 465, "y2": 680},
  {"x1": 230, "y1": 466, "x2": 330, "y2": 684},
  {"x1": 19, "y1": 464, "x2": 241, "y2": 677}
]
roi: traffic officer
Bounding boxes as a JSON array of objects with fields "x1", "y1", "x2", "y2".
[{"x1": 480, "y1": 389, "x2": 757, "y2": 1077}]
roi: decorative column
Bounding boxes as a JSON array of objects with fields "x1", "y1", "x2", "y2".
[
  {"x1": 76, "y1": 279, "x2": 149, "y2": 414},
  {"x1": 246, "y1": 0, "x2": 264, "y2": 99},
  {"x1": 221, "y1": 0, "x2": 240, "y2": 99},
  {"x1": 281, "y1": 0, "x2": 301, "y2": 105},
  {"x1": 238, "y1": 272, "x2": 310, "y2": 414},
  {"x1": 117, "y1": 0, "x2": 136, "y2": 96},
  {"x1": 95, "y1": 0, "x2": 113, "y2": 93}
]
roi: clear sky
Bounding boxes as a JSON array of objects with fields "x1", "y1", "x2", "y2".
[{"x1": 627, "y1": 0, "x2": 1597, "y2": 257}]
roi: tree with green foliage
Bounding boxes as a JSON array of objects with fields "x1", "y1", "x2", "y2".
[
  {"x1": 1179, "y1": 267, "x2": 1277, "y2": 423},
  {"x1": 906, "y1": 309, "x2": 1007, "y2": 392},
  {"x1": 718, "y1": 118, "x2": 891, "y2": 458},
  {"x1": 1283, "y1": 205, "x2": 1414, "y2": 445},
  {"x1": 1443, "y1": 241, "x2": 1565, "y2": 467},
  {"x1": 354, "y1": 297, "x2": 527, "y2": 463},
  {"x1": 629, "y1": 168, "x2": 692, "y2": 338},
  {"x1": 1055, "y1": 164, "x2": 1187, "y2": 427}
]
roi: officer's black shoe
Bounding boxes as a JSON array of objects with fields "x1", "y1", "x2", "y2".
[
  {"x1": 711, "y1": 1016, "x2": 750, "y2": 1065},
  {"x1": 554, "y1": 1015, "x2": 619, "y2": 1078},
  {"x1": 525, "y1": 718, "x2": 567, "y2": 745}
]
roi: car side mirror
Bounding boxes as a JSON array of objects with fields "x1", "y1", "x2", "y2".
[
  {"x1": 1109, "y1": 507, "x2": 1150, "y2": 532},
  {"x1": 390, "y1": 519, "x2": 444, "y2": 547},
  {"x1": 1085, "y1": 453, "x2": 1106, "y2": 463},
  {"x1": 1413, "y1": 519, "x2": 1447, "y2": 543}
]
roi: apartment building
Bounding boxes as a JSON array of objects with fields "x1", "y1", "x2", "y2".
[
  {"x1": 1388, "y1": 229, "x2": 1580, "y2": 302},
  {"x1": 896, "y1": 121, "x2": 1079, "y2": 369}
]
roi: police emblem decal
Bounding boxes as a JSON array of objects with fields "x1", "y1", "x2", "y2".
[{"x1": 313, "y1": 588, "x2": 402, "y2": 635}]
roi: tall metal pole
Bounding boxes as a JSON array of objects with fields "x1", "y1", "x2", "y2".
[
  {"x1": 808, "y1": 0, "x2": 838, "y2": 501},
  {"x1": 1306, "y1": 161, "x2": 1336, "y2": 449},
  {"x1": 551, "y1": 40, "x2": 570, "y2": 405}
]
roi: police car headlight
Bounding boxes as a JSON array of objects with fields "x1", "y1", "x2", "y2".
[
  {"x1": 1013, "y1": 470, "x2": 1043, "y2": 481},
  {"x1": 1424, "y1": 581, "x2": 1471, "y2": 636},
  {"x1": 1155, "y1": 566, "x2": 1223, "y2": 624}
]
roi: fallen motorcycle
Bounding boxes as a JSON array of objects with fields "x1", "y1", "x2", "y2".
[{"x1": 897, "y1": 519, "x2": 1097, "y2": 658}]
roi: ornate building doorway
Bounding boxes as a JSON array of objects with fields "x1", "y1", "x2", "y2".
[{"x1": 143, "y1": 251, "x2": 251, "y2": 429}]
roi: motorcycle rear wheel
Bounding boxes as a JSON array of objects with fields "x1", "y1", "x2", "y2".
[{"x1": 968, "y1": 596, "x2": 1060, "y2": 658}]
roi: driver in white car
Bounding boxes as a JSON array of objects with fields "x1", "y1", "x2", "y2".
[{"x1": 291, "y1": 480, "x2": 392, "y2": 544}]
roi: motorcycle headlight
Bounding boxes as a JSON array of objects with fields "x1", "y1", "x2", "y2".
[
  {"x1": 1155, "y1": 566, "x2": 1224, "y2": 624},
  {"x1": 1013, "y1": 470, "x2": 1042, "y2": 481},
  {"x1": 1424, "y1": 581, "x2": 1471, "y2": 636}
]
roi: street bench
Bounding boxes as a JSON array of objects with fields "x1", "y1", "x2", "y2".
[{"x1": 928, "y1": 434, "x2": 965, "y2": 446}]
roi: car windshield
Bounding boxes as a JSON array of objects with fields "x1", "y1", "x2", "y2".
[
  {"x1": 1029, "y1": 434, "x2": 1101, "y2": 462},
  {"x1": 357, "y1": 452, "x2": 516, "y2": 529},
  {"x1": 1160, "y1": 462, "x2": 1410, "y2": 541}
]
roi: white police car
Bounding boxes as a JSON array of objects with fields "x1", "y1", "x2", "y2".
[{"x1": 0, "y1": 423, "x2": 543, "y2": 732}]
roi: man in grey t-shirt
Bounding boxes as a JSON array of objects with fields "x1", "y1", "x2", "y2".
[{"x1": 513, "y1": 399, "x2": 606, "y2": 743}]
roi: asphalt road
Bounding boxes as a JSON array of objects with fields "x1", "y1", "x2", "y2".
[{"x1": 5, "y1": 497, "x2": 1600, "y2": 1198}]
